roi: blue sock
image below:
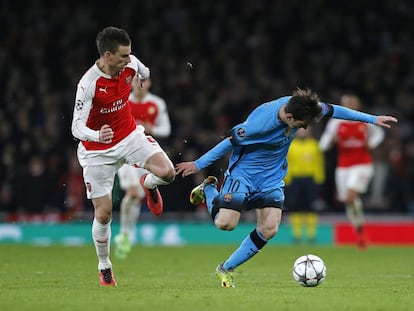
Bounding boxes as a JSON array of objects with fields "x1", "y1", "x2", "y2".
[
  {"x1": 223, "y1": 229, "x2": 267, "y2": 271},
  {"x1": 204, "y1": 184, "x2": 218, "y2": 215}
]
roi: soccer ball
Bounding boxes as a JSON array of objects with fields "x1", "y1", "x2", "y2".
[{"x1": 292, "y1": 254, "x2": 326, "y2": 287}]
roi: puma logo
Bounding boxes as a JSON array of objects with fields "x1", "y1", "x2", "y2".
[{"x1": 98, "y1": 86, "x2": 108, "y2": 94}]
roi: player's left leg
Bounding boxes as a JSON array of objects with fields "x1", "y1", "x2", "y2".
[
  {"x1": 216, "y1": 188, "x2": 284, "y2": 287},
  {"x1": 140, "y1": 152, "x2": 175, "y2": 216},
  {"x1": 223, "y1": 207, "x2": 281, "y2": 269},
  {"x1": 345, "y1": 190, "x2": 366, "y2": 250},
  {"x1": 127, "y1": 132, "x2": 175, "y2": 216},
  {"x1": 340, "y1": 165, "x2": 373, "y2": 250},
  {"x1": 216, "y1": 207, "x2": 282, "y2": 287}
]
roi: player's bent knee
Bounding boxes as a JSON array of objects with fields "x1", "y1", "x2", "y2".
[
  {"x1": 214, "y1": 212, "x2": 239, "y2": 231},
  {"x1": 164, "y1": 168, "x2": 176, "y2": 183},
  {"x1": 95, "y1": 212, "x2": 112, "y2": 225},
  {"x1": 215, "y1": 220, "x2": 236, "y2": 231}
]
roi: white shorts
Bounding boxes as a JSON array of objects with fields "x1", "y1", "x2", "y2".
[
  {"x1": 335, "y1": 164, "x2": 374, "y2": 201},
  {"x1": 118, "y1": 164, "x2": 147, "y2": 193},
  {"x1": 78, "y1": 128, "x2": 164, "y2": 199}
]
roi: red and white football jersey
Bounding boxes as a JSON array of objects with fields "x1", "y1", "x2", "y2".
[
  {"x1": 319, "y1": 119, "x2": 384, "y2": 167},
  {"x1": 128, "y1": 92, "x2": 171, "y2": 138},
  {"x1": 71, "y1": 55, "x2": 150, "y2": 151}
]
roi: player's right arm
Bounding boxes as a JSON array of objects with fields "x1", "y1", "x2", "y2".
[
  {"x1": 175, "y1": 138, "x2": 233, "y2": 177},
  {"x1": 71, "y1": 80, "x2": 113, "y2": 144},
  {"x1": 130, "y1": 55, "x2": 150, "y2": 81}
]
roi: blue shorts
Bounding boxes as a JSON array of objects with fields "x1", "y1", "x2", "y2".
[{"x1": 213, "y1": 176, "x2": 285, "y2": 212}]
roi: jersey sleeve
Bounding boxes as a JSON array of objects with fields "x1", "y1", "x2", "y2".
[
  {"x1": 367, "y1": 123, "x2": 385, "y2": 149},
  {"x1": 315, "y1": 102, "x2": 334, "y2": 121},
  {"x1": 151, "y1": 95, "x2": 171, "y2": 138},
  {"x1": 229, "y1": 99, "x2": 281, "y2": 145},
  {"x1": 71, "y1": 80, "x2": 100, "y2": 142},
  {"x1": 195, "y1": 138, "x2": 233, "y2": 170},
  {"x1": 318, "y1": 118, "x2": 339, "y2": 151},
  {"x1": 130, "y1": 55, "x2": 150, "y2": 80},
  {"x1": 331, "y1": 104, "x2": 376, "y2": 124}
]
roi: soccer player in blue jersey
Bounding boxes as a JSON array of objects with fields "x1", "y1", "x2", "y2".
[{"x1": 175, "y1": 88, "x2": 397, "y2": 288}]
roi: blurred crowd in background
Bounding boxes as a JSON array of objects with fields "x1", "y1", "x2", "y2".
[{"x1": 1, "y1": 0, "x2": 413, "y2": 222}]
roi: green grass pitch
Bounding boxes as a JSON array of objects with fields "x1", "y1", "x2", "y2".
[{"x1": 0, "y1": 244, "x2": 412, "y2": 310}]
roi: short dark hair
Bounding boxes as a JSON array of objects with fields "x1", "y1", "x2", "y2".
[
  {"x1": 96, "y1": 26, "x2": 131, "y2": 56},
  {"x1": 285, "y1": 88, "x2": 321, "y2": 124}
]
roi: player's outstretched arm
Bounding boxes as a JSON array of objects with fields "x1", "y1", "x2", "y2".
[
  {"x1": 330, "y1": 104, "x2": 398, "y2": 129},
  {"x1": 375, "y1": 115, "x2": 398, "y2": 128},
  {"x1": 175, "y1": 162, "x2": 199, "y2": 177}
]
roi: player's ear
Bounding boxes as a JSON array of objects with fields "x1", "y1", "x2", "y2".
[
  {"x1": 285, "y1": 112, "x2": 294, "y2": 121},
  {"x1": 103, "y1": 50, "x2": 113, "y2": 60}
]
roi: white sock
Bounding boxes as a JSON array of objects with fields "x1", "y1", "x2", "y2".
[
  {"x1": 143, "y1": 173, "x2": 170, "y2": 188},
  {"x1": 353, "y1": 197, "x2": 364, "y2": 228},
  {"x1": 120, "y1": 195, "x2": 141, "y2": 236},
  {"x1": 346, "y1": 198, "x2": 364, "y2": 229},
  {"x1": 92, "y1": 218, "x2": 112, "y2": 271}
]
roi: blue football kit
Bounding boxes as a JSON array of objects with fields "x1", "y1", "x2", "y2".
[
  {"x1": 192, "y1": 95, "x2": 379, "y2": 275},
  {"x1": 195, "y1": 96, "x2": 376, "y2": 214}
]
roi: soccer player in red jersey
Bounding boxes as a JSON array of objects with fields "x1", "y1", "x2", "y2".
[
  {"x1": 319, "y1": 94, "x2": 385, "y2": 250},
  {"x1": 71, "y1": 27, "x2": 175, "y2": 286},
  {"x1": 114, "y1": 77, "x2": 171, "y2": 259}
]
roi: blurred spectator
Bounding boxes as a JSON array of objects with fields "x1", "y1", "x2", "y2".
[
  {"x1": 319, "y1": 94, "x2": 387, "y2": 249},
  {"x1": 402, "y1": 140, "x2": 414, "y2": 216},
  {"x1": 285, "y1": 127, "x2": 325, "y2": 244},
  {"x1": 13, "y1": 155, "x2": 50, "y2": 221},
  {"x1": 1, "y1": 0, "x2": 413, "y2": 221}
]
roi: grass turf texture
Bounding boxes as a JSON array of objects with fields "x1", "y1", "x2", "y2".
[{"x1": 0, "y1": 244, "x2": 412, "y2": 311}]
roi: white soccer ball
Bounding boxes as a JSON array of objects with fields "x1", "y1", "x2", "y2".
[{"x1": 292, "y1": 254, "x2": 326, "y2": 287}]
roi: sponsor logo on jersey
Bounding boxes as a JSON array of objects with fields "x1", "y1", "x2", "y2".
[
  {"x1": 98, "y1": 86, "x2": 108, "y2": 94},
  {"x1": 125, "y1": 75, "x2": 132, "y2": 84},
  {"x1": 100, "y1": 99, "x2": 127, "y2": 113}
]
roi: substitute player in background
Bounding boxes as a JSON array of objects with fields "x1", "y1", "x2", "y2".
[
  {"x1": 114, "y1": 77, "x2": 171, "y2": 259},
  {"x1": 175, "y1": 88, "x2": 397, "y2": 288},
  {"x1": 284, "y1": 127, "x2": 325, "y2": 244},
  {"x1": 319, "y1": 94, "x2": 384, "y2": 250},
  {"x1": 71, "y1": 26, "x2": 175, "y2": 286}
]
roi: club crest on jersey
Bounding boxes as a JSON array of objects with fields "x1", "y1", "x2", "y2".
[
  {"x1": 125, "y1": 75, "x2": 132, "y2": 84},
  {"x1": 236, "y1": 127, "x2": 246, "y2": 138},
  {"x1": 147, "y1": 106, "x2": 156, "y2": 115},
  {"x1": 224, "y1": 193, "x2": 232, "y2": 202}
]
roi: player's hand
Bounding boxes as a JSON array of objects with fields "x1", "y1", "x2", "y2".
[
  {"x1": 175, "y1": 162, "x2": 199, "y2": 177},
  {"x1": 376, "y1": 116, "x2": 398, "y2": 128},
  {"x1": 138, "y1": 121, "x2": 153, "y2": 135},
  {"x1": 99, "y1": 124, "x2": 114, "y2": 144}
]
